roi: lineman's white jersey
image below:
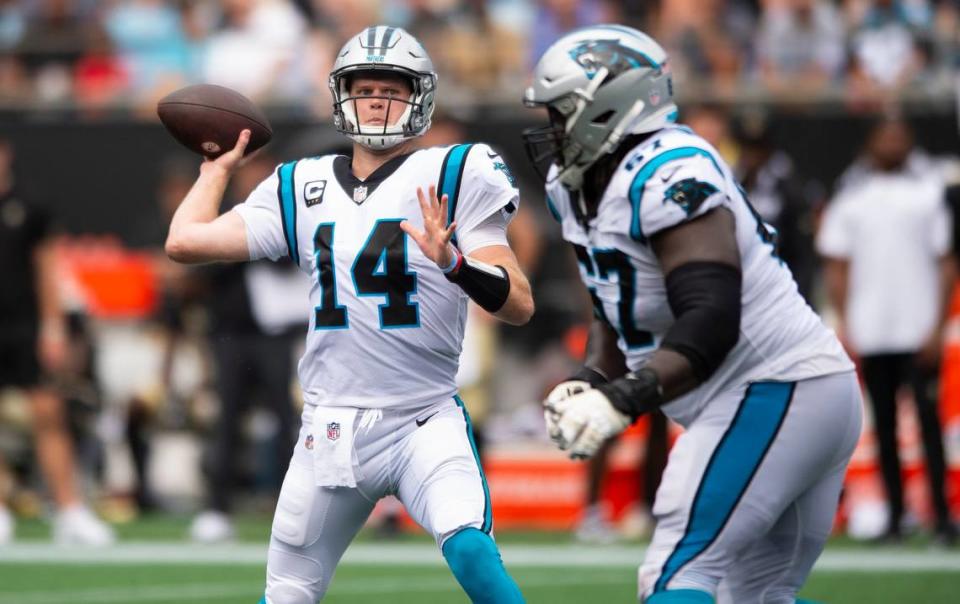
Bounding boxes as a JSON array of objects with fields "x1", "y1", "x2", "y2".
[
  {"x1": 234, "y1": 143, "x2": 518, "y2": 409},
  {"x1": 545, "y1": 125, "x2": 852, "y2": 426}
]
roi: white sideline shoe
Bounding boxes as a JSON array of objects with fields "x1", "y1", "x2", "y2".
[
  {"x1": 53, "y1": 505, "x2": 115, "y2": 546},
  {"x1": 190, "y1": 510, "x2": 235, "y2": 544}
]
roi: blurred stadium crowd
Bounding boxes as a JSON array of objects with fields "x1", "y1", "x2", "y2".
[
  {"x1": 0, "y1": 0, "x2": 958, "y2": 114},
  {"x1": 1, "y1": 0, "x2": 959, "y2": 548}
]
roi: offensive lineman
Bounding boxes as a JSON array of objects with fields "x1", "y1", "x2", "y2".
[
  {"x1": 165, "y1": 27, "x2": 530, "y2": 603},
  {"x1": 524, "y1": 26, "x2": 861, "y2": 603}
]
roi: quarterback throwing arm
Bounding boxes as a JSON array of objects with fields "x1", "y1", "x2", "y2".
[{"x1": 166, "y1": 134, "x2": 532, "y2": 328}]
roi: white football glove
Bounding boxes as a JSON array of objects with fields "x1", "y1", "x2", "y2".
[
  {"x1": 553, "y1": 389, "x2": 631, "y2": 459},
  {"x1": 543, "y1": 380, "x2": 592, "y2": 445}
]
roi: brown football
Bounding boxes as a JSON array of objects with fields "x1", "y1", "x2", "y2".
[{"x1": 157, "y1": 84, "x2": 272, "y2": 158}]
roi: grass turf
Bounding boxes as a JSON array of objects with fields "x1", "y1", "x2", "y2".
[
  {"x1": 4, "y1": 515, "x2": 958, "y2": 603},
  {"x1": 1, "y1": 563, "x2": 959, "y2": 604}
]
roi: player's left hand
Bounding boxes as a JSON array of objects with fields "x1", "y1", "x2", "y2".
[
  {"x1": 401, "y1": 185, "x2": 457, "y2": 268},
  {"x1": 551, "y1": 389, "x2": 631, "y2": 460}
]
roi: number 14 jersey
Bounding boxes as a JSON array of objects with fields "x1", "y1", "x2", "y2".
[{"x1": 234, "y1": 143, "x2": 518, "y2": 409}]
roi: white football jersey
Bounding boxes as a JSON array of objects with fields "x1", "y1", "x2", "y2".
[
  {"x1": 545, "y1": 125, "x2": 852, "y2": 425},
  {"x1": 235, "y1": 143, "x2": 518, "y2": 409}
]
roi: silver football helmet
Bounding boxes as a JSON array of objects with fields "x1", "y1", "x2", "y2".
[
  {"x1": 330, "y1": 26, "x2": 437, "y2": 150},
  {"x1": 523, "y1": 25, "x2": 677, "y2": 190}
]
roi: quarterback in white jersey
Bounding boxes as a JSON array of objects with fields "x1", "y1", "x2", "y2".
[
  {"x1": 165, "y1": 26, "x2": 530, "y2": 604},
  {"x1": 525, "y1": 26, "x2": 861, "y2": 603}
]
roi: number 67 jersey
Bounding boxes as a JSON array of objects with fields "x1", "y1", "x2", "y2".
[
  {"x1": 546, "y1": 125, "x2": 853, "y2": 426},
  {"x1": 234, "y1": 143, "x2": 518, "y2": 410}
]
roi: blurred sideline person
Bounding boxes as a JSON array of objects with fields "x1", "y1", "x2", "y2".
[
  {"x1": 164, "y1": 26, "x2": 531, "y2": 604},
  {"x1": 0, "y1": 139, "x2": 114, "y2": 545},
  {"x1": 818, "y1": 116, "x2": 957, "y2": 545},
  {"x1": 734, "y1": 117, "x2": 818, "y2": 303},
  {"x1": 526, "y1": 26, "x2": 860, "y2": 602},
  {"x1": 190, "y1": 152, "x2": 306, "y2": 544}
]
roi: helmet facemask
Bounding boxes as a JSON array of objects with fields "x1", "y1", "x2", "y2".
[
  {"x1": 331, "y1": 67, "x2": 435, "y2": 150},
  {"x1": 522, "y1": 104, "x2": 578, "y2": 187},
  {"x1": 523, "y1": 73, "x2": 644, "y2": 191},
  {"x1": 523, "y1": 27, "x2": 678, "y2": 190}
]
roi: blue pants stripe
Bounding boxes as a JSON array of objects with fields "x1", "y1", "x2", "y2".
[
  {"x1": 454, "y1": 394, "x2": 492, "y2": 533},
  {"x1": 654, "y1": 381, "x2": 796, "y2": 592}
]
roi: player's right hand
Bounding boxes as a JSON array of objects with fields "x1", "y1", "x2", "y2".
[
  {"x1": 542, "y1": 380, "x2": 592, "y2": 444},
  {"x1": 553, "y1": 389, "x2": 631, "y2": 459},
  {"x1": 201, "y1": 129, "x2": 251, "y2": 176}
]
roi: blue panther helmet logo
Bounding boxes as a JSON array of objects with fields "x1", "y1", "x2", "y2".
[
  {"x1": 663, "y1": 178, "x2": 718, "y2": 215},
  {"x1": 568, "y1": 39, "x2": 658, "y2": 80}
]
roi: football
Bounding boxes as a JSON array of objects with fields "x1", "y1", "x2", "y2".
[{"x1": 157, "y1": 84, "x2": 272, "y2": 158}]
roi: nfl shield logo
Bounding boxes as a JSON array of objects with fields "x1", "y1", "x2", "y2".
[
  {"x1": 353, "y1": 185, "x2": 368, "y2": 204},
  {"x1": 649, "y1": 89, "x2": 661, "y2": 106},
  {"x1": 304, "y1": 434, "x2": 314, "y2": 450},
  {"x1": 326, "y1": 422, "x2": 341, "y2": 441}
]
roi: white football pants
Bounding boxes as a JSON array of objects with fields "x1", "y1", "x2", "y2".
[
  {"x1": 639, "y1": 371, "x2": 863, "y2": 603},
  {"x1": 263, "y1": 395, "x2": 489, "y2": 603}
]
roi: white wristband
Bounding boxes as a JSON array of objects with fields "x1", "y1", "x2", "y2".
[{"x1": 441, "y1": 244, "x2": 462, "y2": 274}]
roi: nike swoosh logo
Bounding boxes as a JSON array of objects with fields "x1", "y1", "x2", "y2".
[
  {"x1": 486, "y1": 151, "x2": 499, "y2": 159},
  {"x1": 415, "y1": 412, "x2": 438, "y2": 427},
  {"x1": 659, "y1": 166, "x2": 680, "y2": 182}
]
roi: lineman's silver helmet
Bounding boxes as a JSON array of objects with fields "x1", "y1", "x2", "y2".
[
  {"x1": 330, "y1": 26, "x2": 437, "y2": 150},
  {"x1": 523, "y1": 25, "x2": 677, "y2": 190}
]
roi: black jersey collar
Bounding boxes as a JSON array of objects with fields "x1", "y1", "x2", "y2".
[{"x1": 332, "y1": 152, "x2": 413, "y2": 204}]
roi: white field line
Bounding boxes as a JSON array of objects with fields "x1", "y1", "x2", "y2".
[
  {"x1": 0, "y1": 571, "x2": 629, "y2": 604},
  {"x1": 0, "y1": 542, "x2": 958, "y2": 572}
]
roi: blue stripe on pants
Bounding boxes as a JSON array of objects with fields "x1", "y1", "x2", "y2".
[
  {"x1": 654, "y1": 381, "x2": 796, "y2": 593},
  {"x1": 454, "y1": 394, "x2": 492, "y2": 534}
]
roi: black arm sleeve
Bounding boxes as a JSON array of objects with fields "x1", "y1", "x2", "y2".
[
  {"x1": 445, "y1": 255, "x2": 511, "y2": 313},
  {"x1": 660, "y1": 261, "x2": 742, "y2": 382}
]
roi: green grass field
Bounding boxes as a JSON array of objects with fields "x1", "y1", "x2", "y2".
[
  {"x1": 1, "y1": 515, "x2": 958, "y2": 603},
  {"x1": 2, "y1": 563, "x2": 959, "y2": 604}
]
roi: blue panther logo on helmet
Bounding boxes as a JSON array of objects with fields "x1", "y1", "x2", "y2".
[{"x1": 568, "y1": 39, "x2": 658, "y2": 80}]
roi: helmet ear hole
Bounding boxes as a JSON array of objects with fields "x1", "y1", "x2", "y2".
[
  {"x1": 547, "y1": 106, "x2": 566, "y2": 126},
  {"x1": 592, "y1": 110, "x2": 615, "y2": 125}
]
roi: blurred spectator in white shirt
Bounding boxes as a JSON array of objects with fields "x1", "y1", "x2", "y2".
[
  {"x1": 756, "y1": 0, "x2": 846, "y2": 94},
  {"x1": 817, "y1": 114, "x2": 956, "y2": 545},
  {"x1": 201, "y1": 0, "x2": 308, "y2": 105},
  {"x1": 847, "y1": 0, "x2": 933, "y2": 103}
]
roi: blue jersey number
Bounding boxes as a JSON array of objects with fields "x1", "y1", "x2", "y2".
[
  {"x1": 573, "y1": 244, "x2": 654, "y2": 349},
  {"x1": 313, "y1": 220, "x2": 419, "y2": 330},
  {"x1": 736, "y1": 183, "x2": 780, "y2": 257}
]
